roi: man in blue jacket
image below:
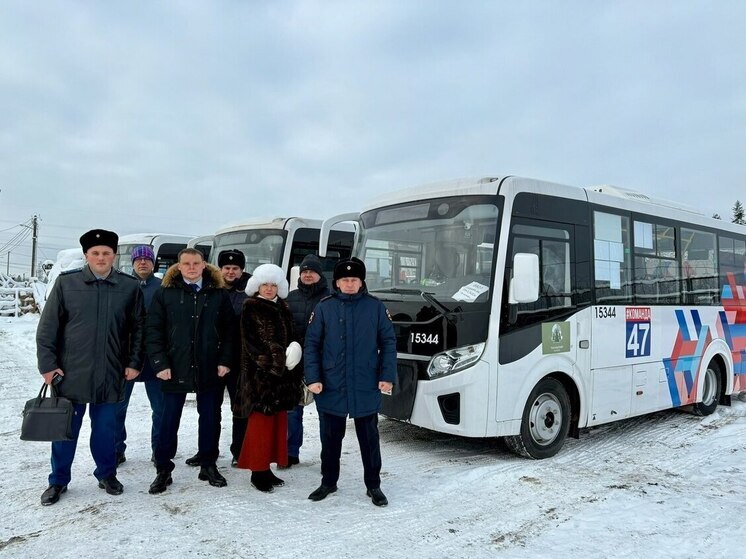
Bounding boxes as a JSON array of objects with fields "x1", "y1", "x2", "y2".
[{"x1": 304, "y1": 257, "x2": 396, "y2": 506}]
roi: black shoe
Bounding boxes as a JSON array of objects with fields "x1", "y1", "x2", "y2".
[
  {"x1": 41, "y1": 484, "x2": 67, "y2": 506},
  {"x1": 278, "y1": 455, "x2": 300, "y2": 470},
  {"x1": 116, "y1": 452, "x2": 126, "y2": 465},
  {"x1": 231, "y1": 457, "x2": 238, "y2": 468},
  {"x1": 250, "y1": 470, "x2": 275, "y2": 493},
  {"x1": 366, "y1": 487, "x2": 388, "y2": 507},
  {"x1": 308, "y1": 484, "x2": 337, "y2": 501},
  {"x1": 185, "y1": 453, "x2": 201, "y2": 467},
  {"x1": 149, "y1": 471, "x2": 173, "y2": 494},
  {"x1": 267, "y1": 470, "x2": 285, "y2": 487},
  {"x1": 98, "y1": 475, "x2": 124, "y2": 495},
  {"x1": 198, "y1": 465, "x2": 227, "y2": 488}
]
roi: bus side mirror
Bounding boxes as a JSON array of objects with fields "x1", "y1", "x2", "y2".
[{"x1": 509, "y1": 253, "x2": 540, "y2": 303}]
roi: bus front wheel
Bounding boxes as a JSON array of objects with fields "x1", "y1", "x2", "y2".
[{"x1": 505, "y1": 377, "x2": 571, "y2": 459}]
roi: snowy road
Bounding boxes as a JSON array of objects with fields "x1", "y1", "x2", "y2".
[{"x1": 1, "y1": 315, "x2": 744, "y2": 559}]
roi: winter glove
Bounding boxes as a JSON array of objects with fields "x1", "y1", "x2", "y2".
[{"x1": 285, "y1": 341, "x2": 302, "y2": 370}]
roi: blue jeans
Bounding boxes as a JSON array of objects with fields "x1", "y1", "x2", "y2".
[
  {"x1": 287, "y1": 404, "x2": 304, "y2": 458},
  {"x1": 154, "y1": 390, "x2": 221, "y2": 472},
  {"x1": 49, "y1": 402, "x2": 118, "y2": 486},
  {"x1": 115, "y1": 379, "x2": 164, "y2": 456}
]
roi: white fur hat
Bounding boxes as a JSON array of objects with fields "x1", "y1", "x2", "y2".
[{"x1": 245, "y1": 263, "x2": 289, "y2": 299}]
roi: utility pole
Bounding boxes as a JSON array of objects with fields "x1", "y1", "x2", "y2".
[{"x1": 31, "y1": 215, "x2": 38, "y2": 277}]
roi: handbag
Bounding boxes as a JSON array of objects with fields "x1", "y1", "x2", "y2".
[
  {"x1": 300, "y1": 382, "x2": 314, "y2": 406},
  {"x1": 20, "y1": 383, "x2": 74, "y2": 442}
]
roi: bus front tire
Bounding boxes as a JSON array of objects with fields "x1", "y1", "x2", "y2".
[{"x1": 505, "y1": 377, "x2": 571, "y2": 460}]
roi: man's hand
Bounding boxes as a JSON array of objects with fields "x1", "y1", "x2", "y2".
[
  {"x1": 42, "y1": 369, "x2": 64, "y2": 385},
  {"x1": 217, "y1": 366, "x2": 230, "y2": 377},
  {"x1": 379, "y1": 381, "x2": 393, "y2": 395},
  {"x1": 307, "y1": 382, "x2": 323, "y2": 394},
  {"x1": 156, "y1": 369, "x2": 172, "y2": 380},
  {"x1": 124, "y1": 368, "x2": 140, "y2": 381}
]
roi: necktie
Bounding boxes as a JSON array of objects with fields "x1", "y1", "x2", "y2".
[{"x1": 190, "y1": 283, "x2": 199, "y2": 293}]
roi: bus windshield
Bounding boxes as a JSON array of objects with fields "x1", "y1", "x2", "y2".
[
  {"x1": 211, "y1": 229, "x2": 287, "y2": 272},
  {"x1": 115, "y1": 244, "x2": 138, "y2": 275},
  {"x1": 358, "y1": 197, "x2": 499, "y2": 304}
]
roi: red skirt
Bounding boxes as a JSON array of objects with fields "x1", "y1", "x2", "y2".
[{"x1": 237, "y1": 411, "x2": 288, "y2": 471}]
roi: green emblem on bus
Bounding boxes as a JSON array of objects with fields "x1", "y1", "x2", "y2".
[{"x1": 542, "y1": 322, "x2": 571, "y2": 354}]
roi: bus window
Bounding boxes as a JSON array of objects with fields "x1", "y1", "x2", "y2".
[
  {"x1": 633, "y1": 220, "x2": 680, "y2": 305},
  {"x1": 593, "y1": 211, "x2": 632, "y2": 304},
  {"x1": 681, "y1": 228, "x2": 718, "y2": 304},
  {"x1": 507, "y1": 223, "x2": 573, "y2": 328}
]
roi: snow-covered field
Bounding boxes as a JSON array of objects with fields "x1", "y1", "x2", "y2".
[{"x1": 1, "y1": 315, "x2": 744, "y2": 559}]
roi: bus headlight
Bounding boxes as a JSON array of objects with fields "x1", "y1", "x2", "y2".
[{"x1": 427, "y1": 343, "x2": 485, "y2": 379}]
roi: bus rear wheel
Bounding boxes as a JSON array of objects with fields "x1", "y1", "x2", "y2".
[
  {"x1": 505, "y1": 377, "x2": 571, "y2": 459},
  {"x1": 692, "y1": 361, "x2": 722, "y2": 416}
]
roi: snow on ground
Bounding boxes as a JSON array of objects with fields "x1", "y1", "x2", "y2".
[{"x1": 1, "y1": 315, "x2": 744, "y2": 559}]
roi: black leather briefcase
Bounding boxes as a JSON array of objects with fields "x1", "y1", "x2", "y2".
[{"x1": 20, "y1": 383, "x2": 74, "y2": 442}]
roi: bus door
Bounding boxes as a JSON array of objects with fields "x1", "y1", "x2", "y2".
[{"x1": 502, "y1": 217, "x2": 589, "y2": 397}]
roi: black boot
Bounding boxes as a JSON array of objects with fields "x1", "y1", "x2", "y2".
[
  {"x1": 98, "y1": 475, "x2": 124, "y2": 495},
  {"x1": 198, "y1": 465, "x2": 227, "y2": 488},
  {"x1": 268, "y1": 470, "x2": 285, "y2": 487},
  {"x1": 41, "y1": 484, "x2": 67, "y2": 506},
  {"x1": 308, "y1": 484, "x2": 337, "y2": 501},
  {"x1": 116, "y1": 452, "x2": 126, "y2": 465},
  {"x1": 250, "y1": 470, "x2": 274, "y2": 493},
  {"x1": 367, "y1": 487, "x2": 388, "y2": 507},
  {"x1": 149, "y1": 470, "x2": 173, "y2": 494},
  {"x1": 185, "y1": 452, "x2": 201, "y2": 467}
]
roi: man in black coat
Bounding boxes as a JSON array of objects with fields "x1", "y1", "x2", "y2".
[
  {"x1": 36, "y1": 229, "x2": 145, "y2": 506},
  {"x1": 281, "y1": 253, "x2": 329, "y2": 468},
  {"x1": 145, "y1": 248, "x2": 235, "y2": 494},
  {"x1": 184, "y1": 248, "x2": 250, "y2": 468},
  {"x1": 114, "y1": 244, "x2": 163, "y2": 465}
]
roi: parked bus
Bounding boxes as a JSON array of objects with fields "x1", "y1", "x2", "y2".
[
  {"x1": 187, "y1": 234, "x2": 214, "y2": 262},
  {"x1": 114, "y1": 233, "x2": 193, "y2": 275},
  {"x1": 210, "y1": 217, "x2": 355, "y2": 282},
  {"x1": 320, "y1": 176, "x2": 745, "y2": 458}
]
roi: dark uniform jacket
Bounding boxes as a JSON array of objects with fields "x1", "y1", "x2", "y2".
[
  {"x1": 36, "y1": 265, "x2": 145, "y2": 404},
  {"x1": 233, "y1": 296, "x2": 303, "y2": 417},
  {"x1": 304, "y1": 284, "x2": 396, "y2": 418},
  {"x1": 145, "y1": 264, "x2": 235, "y2": 393},
  {"x1": 133, "y1": 272, "x2": 161, "y2": 382},
  {"x1": 285, "y1": 275, "x2": 329, "y2": 374}
]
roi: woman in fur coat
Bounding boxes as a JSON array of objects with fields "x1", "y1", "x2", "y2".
[{"x1": 234, "y1": 264, "x2": 303, "y2": 492}]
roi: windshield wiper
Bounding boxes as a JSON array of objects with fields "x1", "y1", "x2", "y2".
[{"x1": 375, "y1": 287, "x2": 457, "y2": 322}]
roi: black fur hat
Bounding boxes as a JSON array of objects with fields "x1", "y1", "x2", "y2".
[
  {"x1": 333, "y1": 257, "x2": 365, "y2": 281},
  {"x1": 218, "y1": 249, "x2": 246, "y2": 269},
  {"x1": 79, "y1": 229, "x2": 118, "y2": 253}
]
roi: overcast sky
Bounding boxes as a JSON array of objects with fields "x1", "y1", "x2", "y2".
[{"x1": 1, "y1": 1, "x2": 744, "y2": 274}]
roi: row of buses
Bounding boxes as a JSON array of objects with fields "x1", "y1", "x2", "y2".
[{"x1": 107, "y1": 176, "x2": 746, "y2": 458}]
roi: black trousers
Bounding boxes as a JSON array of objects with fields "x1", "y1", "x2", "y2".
[
  {"x1": 319, "y1": 411, "x2": 382, "y2": 489},
  {"x1": 154, "y1": 390, "x2": 221, "y2": 472}
]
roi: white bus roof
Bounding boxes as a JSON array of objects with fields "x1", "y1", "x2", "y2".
[
  {"x1": 118, "y1": 233, "x2": 195, "y2": 245},
  {"x1": 359, "y1": 175, "x2": 740, "y2": 235},
  {"x1": 213, "y1": 217, "x2": 325, "y2": 235}
]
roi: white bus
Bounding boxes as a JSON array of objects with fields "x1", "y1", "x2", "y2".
[
  {"x1": 114, "y1": 233, "x2": 194, "y2": 276},
  {"x1": 320, "y1": 176, "x2": 746, "y2": 458},
  {"x1": 187, "y1": 235, "x2": 214, "y2": 262},
  {"x1": 210, "y1": 217, "x2": 355, "y2": 282}
]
